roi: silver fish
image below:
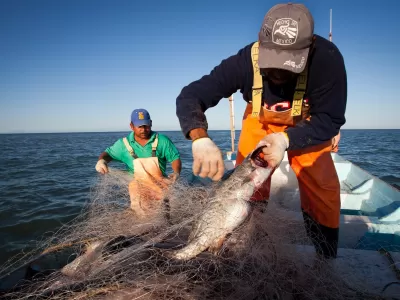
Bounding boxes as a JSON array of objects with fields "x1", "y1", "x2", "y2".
[
  {"x1": 171, "y1": 146, "x2": 273, "y2": 260},
  {"x1": 60, "y1": 240, "x2": 106, "y2": 279}
]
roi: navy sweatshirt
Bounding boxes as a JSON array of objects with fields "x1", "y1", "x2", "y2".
[{"x1": 176, "y1": 34, "x2": 347, "y2": 150}]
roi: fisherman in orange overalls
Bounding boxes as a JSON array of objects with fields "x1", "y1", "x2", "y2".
[{"x1": 175, "y1": 3, "x2": 347, "y2": 259}]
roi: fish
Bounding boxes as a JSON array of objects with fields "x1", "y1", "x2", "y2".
[
  {"x1": 60, "y1": 235, "x2": 143, "y2": 280},
  {"x1": 60, "y1": 240, "x2": 106, "y2": 279},
  {"x1": 170, "y1": 146, "x2": 273, "y2": 260}
]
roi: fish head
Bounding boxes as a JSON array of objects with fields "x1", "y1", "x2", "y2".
[
  {"x1": 233, "y1": 146, "x2": 273, "y2": 200},
  {"x1": 248, "y1": 146, "x2": 274, "y2": 188},
  {"x1": 249, "y1": 146, "x2": 269, "y2": 169}
]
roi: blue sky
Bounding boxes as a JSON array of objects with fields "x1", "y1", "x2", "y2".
[{"x1": 0, "y1": 0, "x2": 398, "y2": 133}]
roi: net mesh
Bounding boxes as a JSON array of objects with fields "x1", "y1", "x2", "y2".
[{"x1": 0, "y1": 168, "x2": 399, "y2": 300}]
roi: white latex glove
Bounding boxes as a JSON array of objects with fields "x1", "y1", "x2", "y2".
[
  {"x1": 95, "y1": 159, "x2": 109, "y2": 174},
  {"x1": 256, "y1": 132, "x2": 289, "y2": 169},
  {"x1": 168, "y1": 172, "x2": 180, "y2": 183},
  {"x1": 192, "y1": 137, "x2": 225, "y2": 181}
]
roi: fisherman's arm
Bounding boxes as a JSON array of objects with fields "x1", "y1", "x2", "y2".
[
  {"x1": 162, "y1": 136, "x2": 183, "y2": 182},
  {"x1": 99, "y1": 152, "x2": 113, "y2": 163},
  {"x1": 259, "y1": 50, "x2": 347, "y2": 168},
  {"x1": 95, "y1": 140, "x2": 124, "y2": 174},
  {"x1": 285, "y1": 53, "x2": 347, "y2": 150},
  {"x1": 331, "y1": 131, "x2": 341, "y2": 152},
  {"x1": 170, "y1": 159, "x2": 182, "y2": 182},
  {"x1": 176, "y1": 44, "x2": 251, "y2": 180},
  {"x1": 176, "y1": 45, "x2": 250, "y2": 139}
]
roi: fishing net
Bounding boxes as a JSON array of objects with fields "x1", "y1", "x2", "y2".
[{"x1": 0, "y1": 168, "x2": 399, "y2": 300}]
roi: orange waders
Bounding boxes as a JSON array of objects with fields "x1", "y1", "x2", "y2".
[{"x1": 235, "y1": 42, "x2": 341, "y2": 258}]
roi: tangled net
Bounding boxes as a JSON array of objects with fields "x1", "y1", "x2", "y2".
[{"x1": 0, "y1": 169, "x2": 399, "y2": 300}]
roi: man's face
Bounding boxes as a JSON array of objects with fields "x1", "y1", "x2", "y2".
[
  {"x1": 131, "y1": 123, "x2": 152, "y2": 139},
  {"x1": 261, "y1": 68, "x2": 297, "y2": 85}
]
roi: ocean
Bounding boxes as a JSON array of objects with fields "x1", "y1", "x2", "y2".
[{"x1": 0, "y1": 129, "x2": 399, "y2": 266}]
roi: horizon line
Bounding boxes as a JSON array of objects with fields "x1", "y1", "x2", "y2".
[{"x1": 1, "y1": 128, "x2": 400, "y2": 135}]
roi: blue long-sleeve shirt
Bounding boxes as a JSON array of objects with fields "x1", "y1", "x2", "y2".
[{"x1": 176, "y1": 34, "x2": 347, "y2": 150}]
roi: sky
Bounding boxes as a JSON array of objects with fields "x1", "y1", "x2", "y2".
[{"x1": 0, "y1": 0, "x2": 398, "y2": 133}]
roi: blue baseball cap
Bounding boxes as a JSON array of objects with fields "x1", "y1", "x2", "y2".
[{"x1": 131, "y1": 109, "x2": 152, "y2": 127}]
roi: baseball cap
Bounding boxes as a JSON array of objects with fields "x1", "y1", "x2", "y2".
[
  {"x1": 258, "y1": 3, "x2": 314, "y2": 73},
  {"x1": 131, "y1": 108, "x2": 152, "y2": 127}
]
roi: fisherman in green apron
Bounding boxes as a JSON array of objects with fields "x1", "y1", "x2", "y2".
[{"x1": 95, "y1": 108, "x2": 182, "y2": 217}]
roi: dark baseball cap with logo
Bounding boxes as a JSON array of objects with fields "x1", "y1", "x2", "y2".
[{"x1": 258, "y1": 3, "x2": 314, "y2": 73}]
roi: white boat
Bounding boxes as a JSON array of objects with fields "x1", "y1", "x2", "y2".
[
  {"x1": 223, "y1": 150, "x2": 400, "y2": 246},
  {"x1": 219, "y1": 149, "x2": 400, "y2": 298}
]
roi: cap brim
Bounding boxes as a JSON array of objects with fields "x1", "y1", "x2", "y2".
[
  {"x1": 133, "y1": 120, "x2": 151, "y2": 127},
  {"x1": 258, "y1": 46, "x2": 309, "y2": 73}
]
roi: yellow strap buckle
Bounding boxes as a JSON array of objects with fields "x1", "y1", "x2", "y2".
[
  {"x1": 291, "y1": 68, "x2": 308, "y2": 117},
  {"x1": 291, "y1": 95, "x2": 303, "y2": 117}
]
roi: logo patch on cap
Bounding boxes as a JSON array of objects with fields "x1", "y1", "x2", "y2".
[
  {"x1": 138, "y1": 112, "x2": 144, "y2": 120},
  {"x1": 283, "y1": 57, "x2": 305, "y2": 69},
  {"x1": 272, "y1": 18, "x2": 298, "y2": 45}
]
